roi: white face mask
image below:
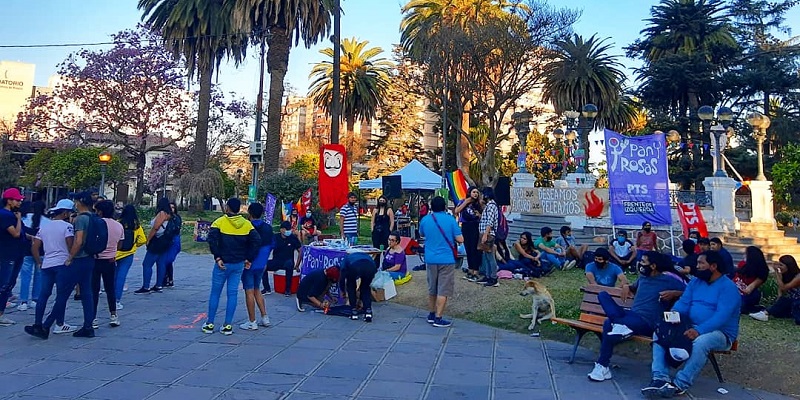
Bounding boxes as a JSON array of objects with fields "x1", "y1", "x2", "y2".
[{"x1": 283, "y1": 230, "x2": 292, "y2": 237}]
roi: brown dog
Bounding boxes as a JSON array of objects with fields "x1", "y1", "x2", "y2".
[{"x1": 519, "y1": 280, "x2": 555, "y2": 335}]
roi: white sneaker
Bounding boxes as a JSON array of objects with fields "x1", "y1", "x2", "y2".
[
  {"x1": 259, "y1": 315, "x2": 271, "y2": 327},
  {"x1": 109, "y1": 315, "x2": 120, "y2": 327},
  {"x1": 239, "y1": 321, "x2": 258, "y2": 330},
  {"x1": 564, "y1": 260, "x2": 578, "y2": 270},
  {"x1": 588, "y1": 363, "x2": 612, "y2": 381},
  {"x1": 52, "y1": 323, "x2": 77, "y2": 334},
  {"x1": 123, "y1": 285, "x2": 128, "y2": 292},
  {"x1": 6, "y1": 301, "x2": 17, "y2": 309},
  {"x1": 608, "y1": 323, "x2": 633, "y2": 336},
  {"x1": 30, "y1": 300, "x2": 37, "y2": 308},
  {"x1": 92, "y1": 318, "x2": 99, "y2": 329},
  {"x1": 749, "y1": 311, "x2": 768, "y2": 322},
  {"x1": 116, "y1": 302, "x2": 124, "y2": 310},
  {"x1": 295, "y1": 297, "x2": 305, "y2": 312},
  {"x1": 0, "y1": 316, "x2": 15, "y2": 326},
  {"x1": 17, "y1": 302, "x2": 28, "y2": 312}
]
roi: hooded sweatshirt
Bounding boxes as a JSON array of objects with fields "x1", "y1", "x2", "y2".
[{"x1": 208, "y1": 214, "x2": 261, "y2": 264}]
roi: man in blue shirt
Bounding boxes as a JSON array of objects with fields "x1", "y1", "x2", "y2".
[
  {"x1": 588, "y1": 251, "x2": 686, "y2": 382},
  {"x1": 585, "y1": 247, "x2": 628, "y2": 288},
  {"x1": 641, "y1": 251, "x2": 741, "y2": 398},
  {"x1": 419, "y1": 196, "x2": 463, "y2": 328}
]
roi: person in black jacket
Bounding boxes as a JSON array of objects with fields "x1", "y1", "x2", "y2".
[
  {"x1": 201, "y1": 198, "x2": 260, "y2": 336},
  {"x1": 263, "y1": 221, "x2": 302, "y2": 297},
  {"x1": 239, "y1": 202, "x2": 273, "y2": 331},
  {"x1": 340, "y1": 252, "x2": 378, "y2": 322}
]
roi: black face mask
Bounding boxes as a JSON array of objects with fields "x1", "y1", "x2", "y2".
[
  {"x1": 595, "y1": 260, "x2": 606, "y2": 268},
  {"x1": 691, "y1": 265, "x2": 714, "y2": 282},
  {"x1": 639, "y1": 263, "x2": 653, "y2": 276},
  {"x1": 643, "y1": 227, "x2": 651, "y2": 232}
]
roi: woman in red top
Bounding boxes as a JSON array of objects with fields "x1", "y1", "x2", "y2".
[
  {"x1": 734, "y1": 246, "x2": 770, "y2": 314},
  {"x1": 635, "y1": 221, "x2": 657, "y2": 262}
]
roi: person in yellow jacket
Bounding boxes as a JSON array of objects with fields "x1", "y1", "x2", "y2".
[{"x1": 114, "y1": 205, "x2": 147, "y2": 310}]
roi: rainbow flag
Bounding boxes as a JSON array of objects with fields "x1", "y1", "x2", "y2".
[
  {"x1": 447, "y1": 170, "x2": 469, "y2": 203},
  {"x1": 281, "y1": 202, "x2": 293, "y2": 221}
]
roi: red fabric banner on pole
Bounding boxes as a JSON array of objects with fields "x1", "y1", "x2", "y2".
[
  {"x1": 318, "y1": 144, "x2": 349, "y2": 212},
  {"x1": 677, "y1": 202, "x2": 708, "y2": 238}
]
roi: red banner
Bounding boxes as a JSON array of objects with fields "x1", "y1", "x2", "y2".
[
  {"x1": 318, "y1": 144, "x2": 349, "y2": 212},
  {"x1": 296, "y1": 188, "x2": 312, "y2": 215},
  {"x1": 677, "y1": 202, "x2": 708, "y2": 238}
]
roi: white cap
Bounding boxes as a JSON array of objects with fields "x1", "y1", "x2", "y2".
[
  {"x1": 49, "y1": 199, "x2": 75, "y2": 213},
  {"x1": 669, "y1": 348, "x2": 690, "y2": 362}
]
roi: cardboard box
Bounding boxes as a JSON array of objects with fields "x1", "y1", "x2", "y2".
[{"x1": 371, "y1": 288, "x2": 386, "y2": 302}]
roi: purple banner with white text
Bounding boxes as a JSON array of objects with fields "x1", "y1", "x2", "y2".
[{"x1": 604, "y1": 129, "x2": 672, "y2": 226}]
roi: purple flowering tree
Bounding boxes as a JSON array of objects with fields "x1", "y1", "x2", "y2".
[{"x1": 15, "y1": 25, "x2": 192, "y2": 203}]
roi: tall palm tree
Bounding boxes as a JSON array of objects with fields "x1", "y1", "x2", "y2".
[
  {"x1": 542, "y1": 34, "x2": 629, "y2": 129},
  {"x1": 138, "y1": 0, "x2": 246, "y2": 174},
  {"x1": 229, "y1": 0, "x2": 333, "y2": 174},
  {"x1": 308, "y1": 38, "x2": 393, "y2": 139}
]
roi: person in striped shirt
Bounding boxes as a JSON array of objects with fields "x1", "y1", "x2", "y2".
[{"x1": 339, "y1": 192, "x2": 360, "y2": 245}]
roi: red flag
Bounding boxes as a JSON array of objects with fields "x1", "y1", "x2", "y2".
[
  {"x1": 319, "y1": 144, "x2": 349, "y2": 212},
  {"x1": 677, "y1": 203, "x2": 708, "y2": 238},
  {"x1": 296, "y1": 188, "x2": 312, "y2": 215}
]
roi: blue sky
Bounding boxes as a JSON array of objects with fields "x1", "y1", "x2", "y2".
[{"x1": 0, "y1": 0, "x2": 798, "y2": 102}]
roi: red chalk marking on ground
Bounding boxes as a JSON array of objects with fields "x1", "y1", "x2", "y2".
[{"x1": 169, "y1": 312, "x2": 207, "y2": 329}]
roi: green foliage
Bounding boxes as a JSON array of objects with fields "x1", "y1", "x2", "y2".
[
  {"x1": 20, "y1": 147, "x2": 126, "y2": 191},
  {"x1": 771, "y1": 143, "x2": 800, "y2": 205},
  {"x1": 287, "y1": 153, "x2": 320, "y2": 180},
  {"x1": 261, "y1": 170, "x2": 317, "y2": 223},
  {"x1": 0, "y1": 151, "x2": 21, "y2": 189},
  {"x1": 774, "y1": 211, "x2": 792, "y2": 226}
]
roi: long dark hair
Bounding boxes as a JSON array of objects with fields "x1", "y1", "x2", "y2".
[
  {"x1": 169, "y1": 201, "x2": 180, "y2": 217},
  {"x1": 778, "y1": 255, "x2": 800, "y2": 284},
  {"x1": 156, "y1": 197, "x2": 171, "y2": 215},
  {"x1": 376, "y1": 195, "x2": 389, "y2": 214},
  {"x1": 120, "y1": 204, "x2": 140, "y2": 230},
  {"x1": 741, "y1": 246, "x2": 769, "y2": 279},
  {"x1": 466, "y1": 186, "x2": 483, "y2": 212},
  {"x1": 31, "y1": 201, "x2": 46, "y2": 230},
  {"x1": 519, "y1": 231, "x2": 536, "y2": 253}
]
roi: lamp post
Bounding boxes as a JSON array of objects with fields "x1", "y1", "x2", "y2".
[
  {"x1": 579, "y1": 104, "x2": 598, "y2": 173},
  {"x1": 98, "y1": 151, "x2": 112, "y2": 199},
  {"x1": 512, "y1": 110, "x2": 532, "y2": 173},
  {"x1": 552, "y1": 128, "x2": 576, "y2": 179},
  {"x1": 697, "y1": 106, "x2": 733, "y2": 178},
  {"x1": 747, "y1": 112, "x2": 771, "y2": 181},
  {"x1": 235, "y1": 168, "x2": 244, "y2": 197}
]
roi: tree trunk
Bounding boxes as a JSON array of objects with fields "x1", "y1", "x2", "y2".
[
  {"x1": 346, "y1": 115, "x2": 355, "y2": 177},
  {"x1": 265, "y1": 28, "x2": 291, "y2": 175},
  {"x1": 134, "y1": 149, "x2": 146, "y2": 205},
  {"x1": 193, "y1": 60, "x2": 212, "y2": 173},
  {"x1": 458, "y1": 107, "x2": 472, "y2": 178}
]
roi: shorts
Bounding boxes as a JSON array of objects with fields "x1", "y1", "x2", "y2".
[
  {"x1": 426, "y1": 263, "x2": 455, "y2": 297},
  {"x1": 241, "y1": 268, "x2": 265, "y2": 290}
]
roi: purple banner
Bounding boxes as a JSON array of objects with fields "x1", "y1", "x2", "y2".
[
  {"x1": 604, "y1": 129, "x2": 672, "y2": 226},
  {"x1": 264, "y1": 193, "x2": 277, "y2": 224},
  {"x1": 301, "y1": 246, "x2": 345, "y2": 299}
]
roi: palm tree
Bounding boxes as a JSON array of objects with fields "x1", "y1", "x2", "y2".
[
  {"x1": 138, "y1": 0, "x2": 247, "y2": 174},
  {"x1": 542, "y1": 34, "x2": 630, "y2": 129},
  {"x1": 229, "y1": 0, "x2": 333, "y2": 174},
  {"x1": 308, "y1": 38, "x2": 393, "y2": 138}
]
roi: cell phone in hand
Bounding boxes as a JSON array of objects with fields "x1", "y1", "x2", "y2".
[{"x1": 663, "y1": 311, "x2": 681, "y2": 323}]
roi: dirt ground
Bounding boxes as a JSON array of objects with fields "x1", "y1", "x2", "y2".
[{"x1": 389, "y1": 268, "x2": 800, "y2": 398}]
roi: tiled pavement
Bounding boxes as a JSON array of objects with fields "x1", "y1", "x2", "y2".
[{"x1": 0, "y1": 251, "x2": 791, "y2": 400}]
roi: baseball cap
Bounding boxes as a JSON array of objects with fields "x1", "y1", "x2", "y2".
[
  {"x1": 325, "y1": 266, "x2": 340, "y2": 281},
  {"x1": 2, "y1": 188, "x2": 24, "y2": 201},
  {"x1": 49, "y1": 199, "x2": 75, "y2": 213}
]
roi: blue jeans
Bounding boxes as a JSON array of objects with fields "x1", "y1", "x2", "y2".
[
  {"x1": 115, "y1": 255, "x2": 134, "y2": 301},
  {"x1": 70, "y1": 257, "x2": 96, "y2": 330},
  {"x1": 0, "y1": 258, "x2": 21, "y2": 314},
  {"x1": 206, "y1": 262, "x2": 244, "y2": 325},
  {"x1": 142, "y1": 250, "x2": 168, "y2": 288},
  {"x1": 241, "y1": 268, "x2": 264, "y2": 290},
  {"x1": 19, "y1": 256, "x2": 41, "y2": 303},
  {"x1": 36, "y1": 265, "x2": 71, "y2": 329},
  {"x1": 481, "y1": 250, "x2": 498, "y2": 279},
  {"x1": 651, "y1": 330, "x2": 731, "y2": 390},
  {"x1": 540, "y1": 252, "x2": 562, "y2": 270},
  {"x1": 596, "y1": 291, "x2": 653, "y2": 366},
  {"x1": 768, "y1": 296, "x2": 800, "y2": 325}
]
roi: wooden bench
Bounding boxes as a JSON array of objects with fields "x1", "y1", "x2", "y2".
[{"x1": 552, "y1": 284, "x2": 738, "y2": 383}]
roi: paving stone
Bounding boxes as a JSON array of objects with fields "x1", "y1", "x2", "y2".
[
  {"x1": 257, "y1": 357, "x2": 322, "y2": 375},
  {"x1": 431, "y1": 369, "x2": 491, "y2": 387},
  {"x1": 146, "y1": 384, "x2": 223, "y2": 400},
  {"x1": 231, "y1": 372, "x2": 302, "y2": 392},
  {"x1": 437, "y1": 354, "x2": 493, "y2": 371},
  {"x1": 495, "y1": 388, "x2": 555, "y2": 400},
  {"x1": 65, "y1": 363, "x2": 137, "y2": 380},
  {"x1": 119, "y1": 366, "x2": 190, "y2": 384},
  {"x1": 296, "y1": 376, "x2": 361, "y2": 396},
  {"x1": 371, "y1": 365, "x2": 431, "y2": 383},
  {"x1": 83, "y1": 381, "x2": 162, "y2": 400},
  {"x1": 176, "y1": 368, "x2": 247, "y2": 388},
  {"x1": 216, "y1": 387, "x2": 283, "y2": 400},
  {"x1": 425, "y1": 384, "x2": 490, "y2": 400},
  {"x1": 14, "y1": 360, "x2": 85, "y2": 377},
  {"x1": 23, "y1": 377, "x2": 107, "y2": 398},
  {"x1": 0, "y1": 374, "x2": 46, "y2": 396},
  {"x1": 359, "y1": 380, "x2": 425, "y2": 399}
]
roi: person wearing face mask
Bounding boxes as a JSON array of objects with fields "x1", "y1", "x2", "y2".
[
  {"x1": 263, "y1": 221, "x2": 302, "y2": 297},
  {"x1": 676, "y1": 239, "x2": 699, "y2": 279},
  {"x1": 708, "y1": 238, "x2": 734, "y2": 277},
  {"x1": 0, "y1": 188, "x2": 26, "y2": 326},
  {"x1": 641, "y1": 251, "x2": 740, "y2": 398},
  {"x1": 339, "y1": 192, "x2": 360, "y2": 246},
  {"x1": 610, "y1": 230, "x2": 636, "y2": 272},
  {"x1": 299, "y1": 210, "x2": 318, "y2": 243},
  {"x1": 370, "y1": 195, "x2": 394, "y2": 251},
  {"x1": 636, "y1": 222, "x2": 658, "y2": 261},
  {"x1": 455, "y1": 187, "x2": 483, "y2": 282},
  {"x1": 585, "y1": 247, "x2": 628, "y2": 288},
  {"x1": 535, "y1": 227, "x2": 566, "y2": 271},
  {"x1": 588, "y1": 251, "x2": 686, "y2": 382}
]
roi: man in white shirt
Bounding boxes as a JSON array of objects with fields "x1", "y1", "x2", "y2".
[{"x1": 24, "y1": 199, "x2": 78, "y2": 339}]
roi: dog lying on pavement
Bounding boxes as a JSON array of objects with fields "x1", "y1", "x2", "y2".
[{"x1": 519, "y1": 280, "x2": 555, "y2": 336}]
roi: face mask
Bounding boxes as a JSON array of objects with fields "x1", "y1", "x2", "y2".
[
  {"x1": 379, "y1": 201, "x2": 386, "y2": 205},
  {"x1": 306, "y1": 213, "x2": 312, "y2": 218},
  {"x1": 639, "y1": 263, "x2": 653, "y2": 276},
  {"x1": 690, "y1": 237, "x2": 698, "y2": 243},
  {"x1": 617, "y1": 237, "x2": 625, "y2": 244},
  {"x1": 691, "y1": 265, "x2": 713, "y2": 282},
  {"x1": 283, "y1": 231, "x2": 292, "y2": 237},
  {"x1": 644, "y1": 227, "x2": 651, "y2": 232},
  {"x1": 595, "y1": 260, "x2": 606, "y2": 268}
]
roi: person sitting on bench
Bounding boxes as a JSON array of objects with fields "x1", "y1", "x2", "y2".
[
  {"x1": 295, "y1": 267, "x2": 339, "y2": 312},
  {"x1": 588, "y1": 251, "x2": 686, "y2": 382},
  {"x1": 641, "y1": 251, "x2": 740, "y2": 398},
  {"x1": 585, "y1": 247, "x2": 627, "y2": 288}
]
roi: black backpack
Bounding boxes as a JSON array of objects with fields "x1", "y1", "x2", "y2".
[
  {"x1": 164, "y1": 214, "x2": 182, "y2": 238},
  {"x1": 83, "y1": 213, "x2": 109, "y2": 256},
  {"x1": 119, "y1": 224, "x2": 136, "y2": 252}
]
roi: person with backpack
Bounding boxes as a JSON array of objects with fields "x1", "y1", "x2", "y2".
[
  {"x1": 477, "y1": 187, "x2": 500, "y2": 287},
  {"x1": 0, "y1": 188, "x2": 25, "y2": 327},
  {"x1": 66, "y1": 190, "x2": 107, "y2": 338},
  {"x1": 135, "y1": 198, "x2": 176, "y2": 294},
  {"x1": 17, "y1": 200, "x2": 47, "y2": 312},
  {"x1": 91, "y1": 200, "x2": 124, "y2": 328},
  {"x1": 239, "y1": 202, "x2": 273, "y2": 330},
  {"x1": 115, "y1": 205, "x2": 146, "y2": 310},
  {"x1": 163, "y1": 202, "x2": 182, "y2": 288}
]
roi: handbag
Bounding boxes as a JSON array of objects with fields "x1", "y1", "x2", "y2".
[
  {"x1": 431, "y1": 213, "x2": 459, "y2": 261},
  {"x1": 477, "y1": 234, "x2": 495, "y2": 253}
]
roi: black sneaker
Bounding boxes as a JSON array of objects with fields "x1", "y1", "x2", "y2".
[
  {"x1": 483, "y1": 278, "x2": 499, "y2": 287},
  {"x1": 641, "y1": 380, "x2": 670, "y2": 398},
  {"x1": 426, "y1": 312, "x2": 436, "y2": 324},
  {"x1": 475, "y1": 277, "x2": 489, "y2": 284},
  {"x1": 133, "y1": 287, "x2": 150, "y2": 295},
  {"x1": 72, "y1": 327, "x2": 95, "y2": 338},
  {"x1": 24, "y1": 324, "x2": 49, "y2": 340},
  {"x1": 261, "y1": 287, "x2": 272, "y2": 295},
  {"x1": 350, "y1": 309, "x2": 359, "y2": 320},
  {"x1": 164, "y1": 281, "x2": 175, "y2": 288},
  {"x1": 657, "y1": 382, "x2": 686, "y2": 398},
  {"x1": 150, "y1": 286, "x2": 163, "y2": 293},
  {"x1": 284, "y1": 291, "x2": 291, "y2": 297},
  {"x1": 364, "y1": 309, "x2": 373, "y2": 323}
]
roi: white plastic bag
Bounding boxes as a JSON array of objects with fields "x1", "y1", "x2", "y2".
[
  {"x1": 370, "y1": 271, "x2": 392, "y2": 290},
  {"x1": 383, "y1": 279, "x2": 397, "y2": 300}
]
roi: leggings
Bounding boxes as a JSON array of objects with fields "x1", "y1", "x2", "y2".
[
  {"x1": 92, "y1": 259, "x2": 117, "y2": 316},
  {"x1": 462, "y1": 221, "x2": 482, "y2": 272},
  {"x1": 344, "y1": 260, "x2": 376, "y2": 312}
]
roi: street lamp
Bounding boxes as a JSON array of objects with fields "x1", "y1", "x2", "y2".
[
  {"x1": 552, "y1": 128, "x2": 576, "y2": 179},
  {"x1": 747, "y1": 112, "x2": 771, "y2": 181},
  {"x1": 235, "y1": 168, "x2": 244, "y2": 197},
  {"x1": 512, "y1": 110, "x2": 533, "y2": 173},
  {"x1": 697, "y1": 106, "x2": 733, "y2": 178},
  {"x1": 564, "y1": 104, "x2": 597, "y2": 174},
  {"x1": 98, "y1": 151, "x2": 112, "y2": 199}
]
